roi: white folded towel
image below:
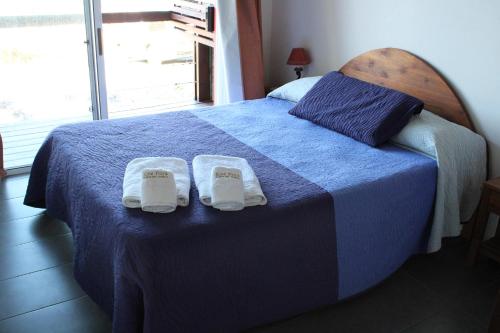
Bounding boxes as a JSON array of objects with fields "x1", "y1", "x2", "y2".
[
  {"x1": 123, "y1": 157, "x2": 190, "y2": 208},
  {"x1": 141, "y1": 169, "x2": 177, "y2": 213},
  {"x1": 193, "y1": 155, "x2": 267, "y2": 207},
  {"x1": 211, "y1": 166, "x2": 245, "y2": 211}
]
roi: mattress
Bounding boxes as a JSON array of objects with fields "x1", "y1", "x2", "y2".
[{"x1": 24, "y1": 98, "x2": 437, "y2": 333}]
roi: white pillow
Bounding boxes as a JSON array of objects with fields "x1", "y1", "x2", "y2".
[
  {"x1": 267, "y1": 76, "x2": 322, "y2": 103},
  {"x1": 391, "y1": 110, "x2": 483, "y2": 158}
]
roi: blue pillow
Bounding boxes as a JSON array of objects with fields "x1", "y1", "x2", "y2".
[{"x1": 289, "y1": 71, "x2": 424, "y2": 146}]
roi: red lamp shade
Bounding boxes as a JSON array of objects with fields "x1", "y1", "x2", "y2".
[{"x1": 287, "y1": 48, "x2": 311, "y2": 66}]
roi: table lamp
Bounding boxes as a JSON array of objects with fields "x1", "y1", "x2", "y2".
[{"x1": 287, "y1": 48, "x2": 311, "y2": 79}]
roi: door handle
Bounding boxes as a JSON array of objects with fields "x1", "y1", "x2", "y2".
[{"x1": 97, "y1": 28, "x2": 103, "y2": 56}]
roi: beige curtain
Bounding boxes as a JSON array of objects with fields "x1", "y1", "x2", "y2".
[{"x1": 236, "y1": 0, "x2": 265, "y2": 100}]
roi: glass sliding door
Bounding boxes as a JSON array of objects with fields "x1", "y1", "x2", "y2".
[
  {"x1": 0, "y1": 0, "x2": 214, "y2": 173},
  {"x1": 0, "y1": 0, "x2": 99, "y2": 171},
  {"x1": 100, "y1": 1, "x2": 198, "y2": 119},
  {"x1": 84, "y1": 0, "x2": 108, "y2": 120}
]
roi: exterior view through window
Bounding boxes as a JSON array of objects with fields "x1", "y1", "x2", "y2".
[{"x1": 0, "y1": 0, "x2": 213, "y2": 171}]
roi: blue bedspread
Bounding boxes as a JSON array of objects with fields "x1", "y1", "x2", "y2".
[{"x1": 25, "y1": 98, "x2": 436, "y2": 332}]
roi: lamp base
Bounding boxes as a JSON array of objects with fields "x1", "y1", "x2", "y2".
[{"x1": 294, "y1": 67, "x2": 304, "y2": 80}]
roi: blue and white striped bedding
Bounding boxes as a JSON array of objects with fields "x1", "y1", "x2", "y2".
[{"x1": 24, "y1": 98, "x2": 437, "y2": 332}]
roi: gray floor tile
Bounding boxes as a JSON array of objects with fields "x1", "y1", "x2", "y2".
[
  {"x1": 403, "y1": 238, "x2": 500, "y2": 301},
  {"x1": 0, "y1": 214, "x2": 70, "y2": 248},
  {"x1": 451, "y1": 278, "x2": 500, "y2": 329},
  {"x1": 0, "y1": 197, "x2": 44, "y2": 222},
  {"x1": 401, "y1": 308, "x2": 485, "y2": 333},
  {"x1": 0, "y1": 297, "x2": 111, "y2": 333},
  {"x1": 250, "y1": 271, "x2": 444, "y2": 333},
  {"x1": 0, "y1": 175, "x2": 29, "y2": 201},
  {"x1": 0, "y1": 264, "x2": 84, "y2": 320},
  {"x1": 0, "y1": 234, "x2": 73, "y2": 280}
]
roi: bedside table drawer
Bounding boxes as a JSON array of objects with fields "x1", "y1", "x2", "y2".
[{"x1": 490, "y1": 190, "x2": 500, "y2": 215}]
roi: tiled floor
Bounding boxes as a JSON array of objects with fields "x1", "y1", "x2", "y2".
[
  {"x1": 0, "y1": 174, "x2": 111, "y2": 333},
  {"x1": 0, "y1": 174, "x2": 497, "y2": 333}
]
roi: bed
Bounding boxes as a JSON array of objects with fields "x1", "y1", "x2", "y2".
[{"x1": 24, "y1": 49, "x2": 482, "y2": 332}]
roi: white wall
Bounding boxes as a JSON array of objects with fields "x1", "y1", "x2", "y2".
[{"x1": 263, "y1": 0, "x2": 500, "y2": 177}]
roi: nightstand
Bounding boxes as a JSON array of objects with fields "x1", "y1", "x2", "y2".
[{"x1": 467, "y1": 178, "x2": 500, "y2": 265}]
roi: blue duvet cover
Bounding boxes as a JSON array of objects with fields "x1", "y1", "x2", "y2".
[{"x1": 25, "y1": 98, "x2": 437, "y2": 333}]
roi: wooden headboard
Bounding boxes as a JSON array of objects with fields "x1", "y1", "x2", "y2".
[{"x1": 340, "y1": 48, "x2": 475, "y2": 131}]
